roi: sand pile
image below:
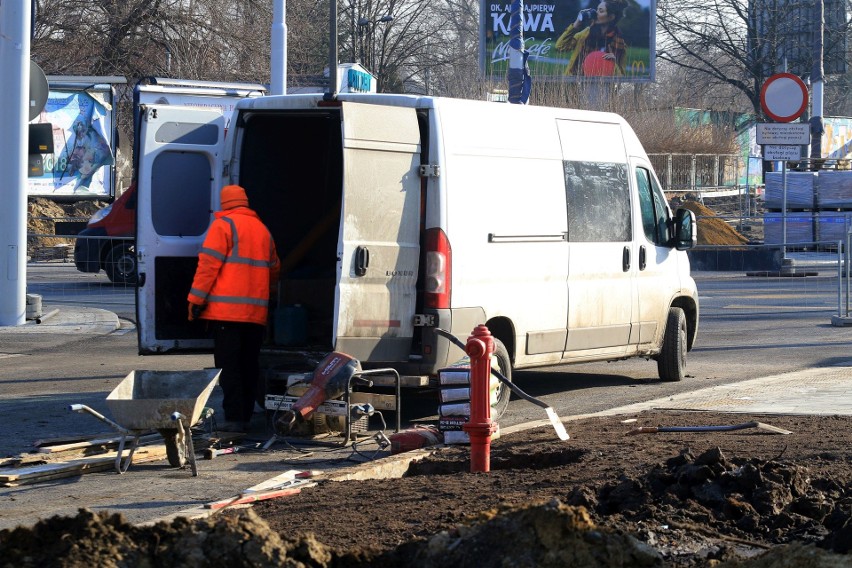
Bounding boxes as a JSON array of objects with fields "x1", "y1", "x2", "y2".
[{"x1": 678, "y1": 200, "x2": 750, "y2": 246}]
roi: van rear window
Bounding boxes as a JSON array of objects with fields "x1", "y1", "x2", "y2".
[
  {"x1": 563, "y1": 161, "x2": 631, "y2": 242},
  {"x1": 150, "y1": 151, "x2": 211, "y2": 237}
]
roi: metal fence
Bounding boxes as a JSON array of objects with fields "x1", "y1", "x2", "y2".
[
  {"x1": 649, "y1": 153, "x2": 742, "y2": 194},
  {"x1": 25, "y1": 229, "x2": 136, "y2": 322},
  {"x1": 24, "y1": 226, "x2": 852, "y2": 329},
  {"x1": 689, "y1": 241, "x2": 852, "y2": 321}
]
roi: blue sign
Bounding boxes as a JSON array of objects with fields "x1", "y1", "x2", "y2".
[{"x1": 347, "y1": 69, "x2": 373, "y2": 93}]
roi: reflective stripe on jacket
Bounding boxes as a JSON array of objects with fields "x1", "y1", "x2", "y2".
[{"x1": 187, "y1": 207, "x2": 280, "y2": 325}]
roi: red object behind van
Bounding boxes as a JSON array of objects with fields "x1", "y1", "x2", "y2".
[{"x1": 73, "y1": 183, "x2": 137, "y2": 284}]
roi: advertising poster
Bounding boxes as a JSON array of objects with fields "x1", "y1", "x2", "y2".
[
  {"x1": 481, "y1": 0, "x2": 655, "y2": 82},
  {"x1": 28, "y1": 89, "x2": 115, "y2": 198}
]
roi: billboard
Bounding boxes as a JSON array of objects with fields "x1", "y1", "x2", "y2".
[
  {"x1": 28, "y1": 83, "x2": 118, "y2": 199},
  {"x1": 481, "y1": 0, "x2": 655, "y2": 82}
]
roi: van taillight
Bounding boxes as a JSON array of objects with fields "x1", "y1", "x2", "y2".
[{"x1": 424, "y1": 228, "x2": 451, "y2": 309}]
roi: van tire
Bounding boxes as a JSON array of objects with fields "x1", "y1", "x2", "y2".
[
  {"x1": 658, "y1": 307, "x2": 686, "y2": 382},
  {"x1": 491, "y1": 338, "x2": 512, "y2": 421},
  {"x1": 105, "y1": 243, "x2": 137, "y2": 285}
]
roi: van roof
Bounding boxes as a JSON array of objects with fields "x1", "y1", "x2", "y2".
[{"x1": 233, "y1": 93, "x2": 627, "y2": 123}]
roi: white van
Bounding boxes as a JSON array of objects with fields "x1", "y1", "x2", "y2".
[{"x1": 135, "y1": 94, "x2": 698, "y2": 418}]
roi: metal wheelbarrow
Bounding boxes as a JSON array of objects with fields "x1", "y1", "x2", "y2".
[{"x1": 69, "y1": 369, "x2": 221, "y2": 475}]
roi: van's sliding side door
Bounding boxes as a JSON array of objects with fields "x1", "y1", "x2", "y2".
[
  {"x1": 136, "y1": 105, "x2": 224, "y2": 354},
  {"x1": 557, "y1": 119, "x2": 635, "y2": 357},
  {"x1": 335, "y1": 102, "x2": 422, "y2": 361}
]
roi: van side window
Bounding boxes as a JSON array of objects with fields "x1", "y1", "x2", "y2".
[
  {"x1": 151, "y1": 151, "x2": 211, "y2": 237},
  {"x1": 635, "y1": 167, "x2": 670, "y2": 245},
  {"x1": 564, "y1": 161, "x2": 631, "y2": 242}
]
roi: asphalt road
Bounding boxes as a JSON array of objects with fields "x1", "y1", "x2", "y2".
[{"x1": 0, "y1": 267, "x2": 850, "y2": 529}]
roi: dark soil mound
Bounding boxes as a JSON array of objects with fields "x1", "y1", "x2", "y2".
[{"x1": 2, "y1": 412, "x2": 851, "y2": 567}]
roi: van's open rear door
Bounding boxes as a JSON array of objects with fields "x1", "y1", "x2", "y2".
[
  {"x1": 335, "y1": 102, "x2": 421, "y2": 361},
  {"x1": 136, "y1": 106, "x2": 224, "y2": 353}
]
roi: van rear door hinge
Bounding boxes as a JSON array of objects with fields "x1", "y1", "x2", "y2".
[
  {"x1": 419, "y1": 164, "x2": 440, "y2": 178},
  {"x1": 412, "y1": 314, "x2": 436, "y2": 327}
]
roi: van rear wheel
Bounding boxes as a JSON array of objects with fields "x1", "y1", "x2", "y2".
[
  {"x1": 105, "y1": 243, "x2": 137, "y2": 285},
  {"x1": 658, "y1": 307, "x2": 687, "y2": 382},
  {"x1": 490, "y1": 338, "x2": 512, "y2": 421}
]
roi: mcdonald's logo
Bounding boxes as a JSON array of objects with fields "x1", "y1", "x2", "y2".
[{"x1": 631, "y1": 60, "x2": 646, "y2": 76}]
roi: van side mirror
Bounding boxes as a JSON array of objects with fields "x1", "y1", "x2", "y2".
[{"x1": 672, "y1": 208, "x2": 696, "y2": 250}]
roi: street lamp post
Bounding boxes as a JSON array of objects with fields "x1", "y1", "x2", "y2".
[
  {"x1": 357, "y1": 14, "x2": 393, "y2": 77},
  {"x1": 349, "y1": 1, "x2": 357, "y2": 63}
]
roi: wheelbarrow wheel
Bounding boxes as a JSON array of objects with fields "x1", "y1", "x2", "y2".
[{"x1": 159, "y1": 428, "x2": 187, "y2": 467}]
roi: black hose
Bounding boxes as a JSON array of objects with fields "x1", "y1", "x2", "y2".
[{"x1": 434, "y1": 328, "x2": 550, "y2": 410}]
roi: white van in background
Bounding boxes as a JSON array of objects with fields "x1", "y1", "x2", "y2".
[{"x1": 134, "y1": 94, "x2": 698, "y2": 418}]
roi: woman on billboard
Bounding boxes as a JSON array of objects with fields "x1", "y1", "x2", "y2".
[{"x1": 555, "y1": 0, "x2": 628, "y2": 77}]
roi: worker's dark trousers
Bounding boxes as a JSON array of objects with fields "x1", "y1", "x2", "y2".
[{"x1": 212, "y1": 321, "x2": 265, "y2": 423}]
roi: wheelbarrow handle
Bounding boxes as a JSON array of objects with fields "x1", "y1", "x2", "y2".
[{"x1": 68, "y1": 403, "x2": 132, "y2": 435}]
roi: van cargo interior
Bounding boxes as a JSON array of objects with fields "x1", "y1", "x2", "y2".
[{"x1": 238, "y1": 110, "x2": 342, "y2": 351}]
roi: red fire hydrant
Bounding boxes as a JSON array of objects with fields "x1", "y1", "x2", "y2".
[{"x1": 462, "y1": 325, "x2": 498, "y2": 472}]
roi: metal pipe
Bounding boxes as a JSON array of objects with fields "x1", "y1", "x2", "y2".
[{"x1": 35, "y1": 308, "x2": 60, "y2": 324}]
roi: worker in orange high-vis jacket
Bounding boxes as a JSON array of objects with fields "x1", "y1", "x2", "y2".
[{"x1": 187, "y1": 185, "x2": 280, "y2": 431}]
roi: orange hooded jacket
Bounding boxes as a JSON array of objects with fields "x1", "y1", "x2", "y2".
[{"x1": 188, "y1": 200, "x2": 280, "y2": 326}]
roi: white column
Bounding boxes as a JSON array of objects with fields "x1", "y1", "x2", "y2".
[{"x1": 0, "y1": 0, "x2": 31, "y2": 326}]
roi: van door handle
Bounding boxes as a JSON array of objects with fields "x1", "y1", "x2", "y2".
[
  {"x1": 355, "y1": 245, "x2": 369, "y2": 276},
  {"x1": 622, "y1": 246, "x2": 630, "y2": 272},
  {"x1": 639, "y1": 245, "x2": 647, "y2": 271}
]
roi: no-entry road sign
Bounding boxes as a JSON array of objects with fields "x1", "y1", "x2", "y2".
[{"x1": 760, "y1": 73, "x2": 809, "y2": 123}]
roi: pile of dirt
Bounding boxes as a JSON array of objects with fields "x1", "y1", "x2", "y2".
[
  {"x1": 27, "y1": 197, "x2": 105, "y2": 257},
  {"x1": 1, "y1": 411, "x2": 850, "y2": 567},
  {"x1": 0, "y1": 499, "x2": 845, "y2": 568},
  {"x1": 675, "y1": 198, "x2": 750, "y2": 246}
]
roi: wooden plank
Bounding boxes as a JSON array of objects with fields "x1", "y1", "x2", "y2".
[
  {"x1": 243, "y1": 469, "x2": 319, "y2": 493},
  {"x1": 1, "y1": 462, "x2": 115, "y2": 486},
  {"x1": 37, "y1": 433, "x2": 160, "y2": 454},
  {"x1": 32, "y1": 432, "x2": 116, "y2": 448},
  {"x1": 0, "y1": 445, "x2": 168, "y2": 486}
]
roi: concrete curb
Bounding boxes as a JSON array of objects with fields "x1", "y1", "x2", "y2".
[{"x1": 0, "y1": 306, "x2": 119, "y2": 335}]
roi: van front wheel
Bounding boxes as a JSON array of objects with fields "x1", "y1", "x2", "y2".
[
  {"x1": 658, "y1": 307, "x2": 686, "y2": 382},
  {"x1": 490, "y1": 338, "x2": 512, "y2": 421}
]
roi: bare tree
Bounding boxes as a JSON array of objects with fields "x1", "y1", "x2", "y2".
[
  {"x1": 32, "y1": 0, "x2": 274, "y2": 81},
  {"x1": 656, "y1": 0, "x2": 852, "y2": 115},
  {"x1": 339, "y1": 0, "x2": 444, "y2": 92}
]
